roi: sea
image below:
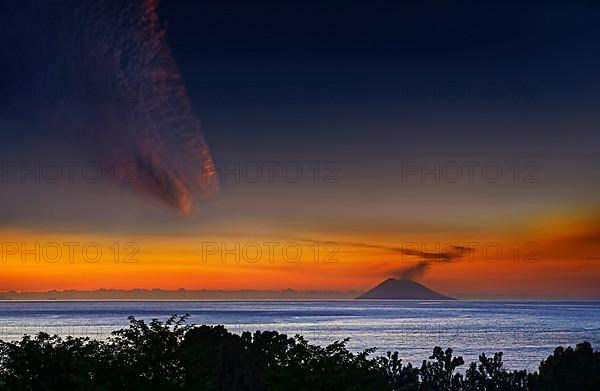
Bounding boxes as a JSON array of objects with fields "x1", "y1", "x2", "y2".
[{"x1": 0, "y1": 300, "x2": 598, "y2": 372}]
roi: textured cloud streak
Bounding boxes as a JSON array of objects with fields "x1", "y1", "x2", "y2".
[
  {"x1": 292, "y1": 237, "x2": 472, "y2": 279},
  {"x1": 396, "y1": 245, "x2": 473, "y2": 279},
  {"x1": 2, "y1": 0, "x2": 217, "y2": 215}
]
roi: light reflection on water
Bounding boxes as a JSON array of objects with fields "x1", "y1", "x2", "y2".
[{"x1": 0, "y1": 300, "x2": 598, "y2": 371}]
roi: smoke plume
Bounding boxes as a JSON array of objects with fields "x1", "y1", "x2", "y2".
[{"x1": 292, "y1": 237, "x2": 473, "y2": 279}]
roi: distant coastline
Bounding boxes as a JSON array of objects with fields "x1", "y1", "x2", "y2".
[
  {"x1": 0, "y1": 289, "x2": 359, "y2": 301},
  {"x1": 2, "y1": 289, "x2": 598, "y2": 301}
]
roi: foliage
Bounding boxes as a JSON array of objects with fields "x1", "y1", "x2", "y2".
[
  {"x1": 527, "y1": 341, "x2": 600, "y2": 391},
  {"x1": 0, "y1": 316, "x2": 597, "y2": 390}
]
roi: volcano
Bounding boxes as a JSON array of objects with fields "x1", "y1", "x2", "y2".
[{"x1": 356, "y1": 278, "x2": 454, "y2": 300}]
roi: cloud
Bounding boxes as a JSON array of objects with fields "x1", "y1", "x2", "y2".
[
  {"x1": 291, "y1": 236, "x2": 473, "y2": 279},
  {"x1": 1, "y1": 0, "x2": 217, "y2": 215}
]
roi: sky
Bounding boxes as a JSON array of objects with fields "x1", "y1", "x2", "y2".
[{"x1": 0, "y1": 0, "x2": 599, "y2": 298}]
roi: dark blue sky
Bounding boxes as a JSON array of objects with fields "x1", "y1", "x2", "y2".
[
  {"x1": 159, "y1": 0, "x2": 600, "y2": 162},
  {"x1": 0, "y1": 1, "x2": 599, "y2": 296},
  {"x1": 1, "y1": 0, "x2": 599, "y2": 230}
]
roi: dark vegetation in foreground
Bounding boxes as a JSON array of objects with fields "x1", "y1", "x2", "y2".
[{"x1": 0, "y1": 316, "x2": 598, "y2": 390}]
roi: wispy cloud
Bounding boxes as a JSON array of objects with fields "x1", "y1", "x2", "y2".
[{"x1": 291, "y1": 236, "x2": 473, "y2": 279}]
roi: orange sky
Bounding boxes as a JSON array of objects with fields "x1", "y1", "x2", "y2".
[{"x1": 1, "y1": 207, "x2": 598, "y2": 299}]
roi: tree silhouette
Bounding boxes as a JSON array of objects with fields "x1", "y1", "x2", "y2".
[
  {"x1": 0, "y1": 316, "x2": 598, "y2": 390},
  {"x1": 529, "y1": 341, "x2": 600, "y2": 391},
  {"x1": 419, "y1": 347, "x2": 464, "y2": 391}
]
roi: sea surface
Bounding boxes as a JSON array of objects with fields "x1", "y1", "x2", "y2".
[{"x1": 0, "y1": 300, "x2": 598, "y2": 371}]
